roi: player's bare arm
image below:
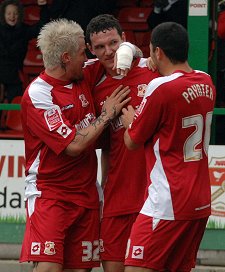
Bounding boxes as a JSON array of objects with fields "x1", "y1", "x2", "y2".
[
  {"x1": 121, "y1": 105, "x2": 140, "y2": 150},
  {"x1": 65, "y1": 85, "x2": 131, "y2": 156}
]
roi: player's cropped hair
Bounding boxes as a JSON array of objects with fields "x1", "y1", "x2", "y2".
[
  {"x1": 151, "y1": 22, "x2": 189, "y2": 64},
  {"x1": 37, "y1": 18, "x2": 84, "y2": 69},
  {"x1": 86, "y1": 14, "x2": 123, "y2": 44},
  {"x1": 0, "y1": 0, "x2": 23, "y2": 25}
]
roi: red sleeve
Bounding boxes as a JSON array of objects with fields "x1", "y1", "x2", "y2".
[{"x1": 26, "y1": 102, "x2": 76, "y2": 155}]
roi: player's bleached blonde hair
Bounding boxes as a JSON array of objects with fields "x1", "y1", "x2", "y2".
[{"x1": 37, "y1": 18, "x2": 84, "y2": 69}]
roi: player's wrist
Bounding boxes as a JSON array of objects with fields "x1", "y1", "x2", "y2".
[{"x1": 99, "y1": 109, "x2": 111, "y2": 128}]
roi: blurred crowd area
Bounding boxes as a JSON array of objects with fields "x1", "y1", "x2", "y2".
[
  {"x1": 0, "y1": 0, "x2": 190, "y2": 107},
  {"x1": 0, "y1": 0, "x2": 224, "y2": 143}
]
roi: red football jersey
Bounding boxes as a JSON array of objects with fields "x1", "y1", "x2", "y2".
[
  {"x1": 128, "y1": 70, "x2": 216, "y2": 220},
  {"x1": 91, "y1": 58, "x2": 160, "y2": 217},
  {"x1": 21, "y1": 71, "x2": 99, "y2": 209}
]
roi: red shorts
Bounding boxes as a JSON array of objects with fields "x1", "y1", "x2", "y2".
[
  {"x1": 100, "y1": 213, "x2": 138, "y2": 262},
  {"x1": 20, "y1": 197, "x2": 100, "y2": 269},
  {"x1": 125, "y1": 214, "x2": 208, "y2": 272}
]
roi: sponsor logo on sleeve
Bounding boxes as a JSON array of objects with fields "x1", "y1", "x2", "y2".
[
  {"x1": 44, "y1": 106, "x2": 63, "y2": 131},
  {"x1": 57, "y1": 124, "x2": 72, "y2": 138}
]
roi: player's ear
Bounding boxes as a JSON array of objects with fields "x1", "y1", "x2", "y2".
[
  {"x1": 155, "y1": 47, "x2": 162, "y2": 60},
  {"x1": 61, "y1": 52, "x2": 70, "y2": 64}
]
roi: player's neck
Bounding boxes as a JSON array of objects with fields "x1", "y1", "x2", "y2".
[
  {"x1": 45, "y1": 67, "x2": 70, "y2": 82},
  {"x1": 160, "y1": 61, "x2": 192, "y2": 76}
]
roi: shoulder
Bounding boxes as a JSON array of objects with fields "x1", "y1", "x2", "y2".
[
  {"x1": 145, "y1": 72, "x2": 184, "y2": 98},
  {"x1": 26, "y1": 76, "x2": 54, "y2": 109}
]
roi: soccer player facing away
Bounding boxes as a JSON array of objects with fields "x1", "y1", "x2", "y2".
[{"x1": 121, "y1": 22, "x2": 216, "y2": 272}]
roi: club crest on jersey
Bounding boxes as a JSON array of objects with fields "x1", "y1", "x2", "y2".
[
  {"x1": 44, "y1": 241, "x2": 56, "y2": 255},
  {"x1": 44, "y1": 106, "x2": 63, "y2": 131},
  {"x1": 137, "y1": 84, "x2": 147, "y2": 97},
  {"x1": 131, "y1": 246, "x2": 144, "y2": 259},
  {"x1": 31, "y1": 242, "x2": 41, "y2": 255},
  {"x1": 79, "y1": 94, "x2": 89, "y2": 107}
]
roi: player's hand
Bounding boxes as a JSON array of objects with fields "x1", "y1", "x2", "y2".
[
  {"x1": 102, "y1": 85, "x2": 131, "y2": 120},
  {"x1": 113, "y1": 42, "x2": 136, "y2": 76},
  {"x1": 146, "y1": 57, "x2": 157, "y2": 72},
  {"x1": 121, "y1": 105, "x2": 135, "y2": 129},
  {"x1": 113, "y1": 53, "x2": 130, "y2": 76}
]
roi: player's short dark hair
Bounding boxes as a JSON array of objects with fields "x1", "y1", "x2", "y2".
[
  {"x1": 151, "y1": 22, "x2": 189, "y2": 64},
  {"x1": 86, "y1": 14, "x2": 123, "y2": 44}
]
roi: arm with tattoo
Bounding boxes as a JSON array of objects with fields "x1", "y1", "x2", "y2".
[{"x1": 65, "y1": 85, "x2": 131, "y2": 157}]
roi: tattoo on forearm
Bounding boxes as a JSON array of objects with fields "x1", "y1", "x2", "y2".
[
  {"x1": 92, "y1": 107, "x2": 112, "y2": 130},
  {"x1": 75, "y1": 130, "x2": 89, "y2": 140}
]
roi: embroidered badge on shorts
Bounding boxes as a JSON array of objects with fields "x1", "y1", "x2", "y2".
[
  {"x1": 132, "y1": 246, "x2": 144, "y2": 259},
  {"x1": 31, "y1": 242, "x2": 41, "y2": 255},
  {"x1": 44, "y1": 241, "x2": 56, "y2": 255}
]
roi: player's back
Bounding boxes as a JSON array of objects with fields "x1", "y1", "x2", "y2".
[{"x1": 140, "y1": 70, "x2": 216, "y2": 220}]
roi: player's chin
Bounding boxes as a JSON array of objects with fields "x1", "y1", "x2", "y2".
[{"x1": 105, "y1": 61, "x2": 114, "y2": 70}]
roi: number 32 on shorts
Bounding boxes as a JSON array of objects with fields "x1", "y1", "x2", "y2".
[{"x1": 82, "y1": 240, "x2": 100, "y2": 262}]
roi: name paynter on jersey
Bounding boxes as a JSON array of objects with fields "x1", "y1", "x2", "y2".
[
  {"x1": 182, "y1": 83, "x2": 214, "y2": 104},
  {"x1": 75, "y1": 113, "x2": 95, "y2": 130}
]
